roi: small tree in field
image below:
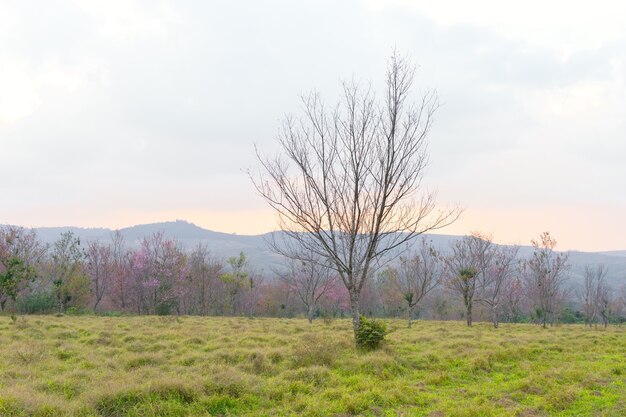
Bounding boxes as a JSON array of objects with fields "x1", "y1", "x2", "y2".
[
  {"x1": 185, "y1": 243, "x2": 224, "y2": 316},
  {"x1": 382, "y1": 238, "x2": 442, "y2": 328},
  {"x1": 86, "y1": 241, "x2": 114, "y2": 313},
  {"x1": 480, "y1": 245, "x2": 520, "y2": 328},
  {"x1": 0, "y1": 257, "x2": 30, "y2": 312},
  {"x1": 252, "y1": 53, "x2": 460, "y2": 341},
  {"x1": 445, "y1": 232, "x2": 494, "y2": 326},
  {"x1": 220, "y1": 252, "x2": 249, "y2": 315},
  {"x1": 278, "y1": 256, "x2": 336, "y2": 324},
  {"x1": 618, "y1": 285, "x2": 626, "y2": 325},
  {"x1": 500, "y1": 276, "x2": 524, "y2": 323},
  {"x1": 579, "y1": 265, "x2": 606, "y2": 327},
  {"x1": 0, "y1": 226, "x2": 44, "y2": 312},
  {"x1": 523, "y1": 232, "x2": 569, "y2": 328},
  {"x1": 596, "y1": 276, "x2": 613, "y2": 328},
  {"x1": 129, "y1": 233, "x2": 187, "y2": 315},
  {"x1": 109, "y1": 231, "x2": 131, "y2": 312},
  {"x1": 51, "y1": 232, "x2": 90, "y2": 312}
]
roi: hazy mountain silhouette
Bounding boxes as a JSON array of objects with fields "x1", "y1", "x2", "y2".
[{"x1": 14, "y1": 220, "x2": 626, "y2": 286}]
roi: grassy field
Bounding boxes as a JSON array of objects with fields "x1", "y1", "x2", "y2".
[{"x1": 0, "y1": 316, "x2": 624, "y2": 417}]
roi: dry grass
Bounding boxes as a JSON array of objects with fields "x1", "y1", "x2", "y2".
[{"x1": 0, "y1": 316, "x2": 624, "y2": 416}]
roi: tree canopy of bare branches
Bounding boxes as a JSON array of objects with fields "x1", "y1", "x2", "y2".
[
  {"x1": 593, "y1": 266, "x2": 613, "y2": 328},
  {"x1": 252, "y1": 53, "x2": 460, "y2": 337},
  {"x1": 479, "y1": 244, "x2": 520, "y2": 328},
  {"x1": 277, "y1": 255, "x2": 337, "y2": 324},
  {"x1": 86, "y1": 240, "x2": 114, "y2": 313},
  {"x1": 523, "y1": 232, "x2": 570, "y2": 328},
  {"x1": 444, "y1": 232, "x2": 494, "y2": 326},
  {"x1": 381, "y1": 238, "x2": 443, "y2": 328},
  {"x1": 578, "y1": 265, "x2": 609, "y2": 327}
]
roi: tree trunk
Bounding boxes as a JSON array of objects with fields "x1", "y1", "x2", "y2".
[
  {"x1": 491, "y1": 306, "x2": 499, "y2": 328},
  {"x1": 466, "y1": 301, "x2": 472, "y2": 326},
  {"x1": 307, "y1": 305, "x2": 314, "y2": 324},
  {"x1": 407, "y1": 303, "x2": 414, "y2": 328},
  {"x1": 201, "y1": 279, "x2": 206, "y2": 316},
  {"x1": 349, "y1": 290, "x2": 360, "y2": 340}
]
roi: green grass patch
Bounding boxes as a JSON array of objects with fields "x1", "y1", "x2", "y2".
[{"x1": 0, "y1": 315, "x2": 624, "y2": 416}]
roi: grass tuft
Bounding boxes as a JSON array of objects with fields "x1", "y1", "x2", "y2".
[{"x1": 0, "y1": 316, "x2": 623, "y2": 416}]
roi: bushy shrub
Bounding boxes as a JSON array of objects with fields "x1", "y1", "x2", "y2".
[
  {"x1": 356, "y1": 316, "x2": 387, "y2": 350},
  {"x1": 102, "y1": 310, "x2": 125, "y2": 317},
  {"x1": 66, "y1": 306, "x2": 88, "y2": 316},
  {"x1": 16, "y1": 292, "x2": 56, "y2": 314}
]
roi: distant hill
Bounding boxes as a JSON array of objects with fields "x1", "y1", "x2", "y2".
[
  {"x1": 31, "y1": 220, "x2": 286, "y2": 272},
  {"x1": 600, "y1": 250, "x2": 626, "y2": 258},
  {"x1": 6, "y1": 220, "x2": 626, "y2": 287}
]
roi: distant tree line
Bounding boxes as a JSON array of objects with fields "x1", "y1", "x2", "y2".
[{"x1": 1, "y1": 225, "x2": 625, "y2": 327}]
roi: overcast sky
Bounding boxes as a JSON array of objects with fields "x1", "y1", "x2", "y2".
[{"x1": 1, "y1": 0, "x2": 625, "y2": 251}]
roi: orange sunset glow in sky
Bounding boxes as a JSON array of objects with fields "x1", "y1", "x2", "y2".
[{"x1": 1, "y1": 1, "x2": 625, "y2": 252}]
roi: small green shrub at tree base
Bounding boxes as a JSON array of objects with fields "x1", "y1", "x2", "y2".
[
  {"x1": 66, "y1": 306, "x2": 88, "y2": 316},
  {"x1": 355, "y1": 315, "x2": 387, "y2": 350}
]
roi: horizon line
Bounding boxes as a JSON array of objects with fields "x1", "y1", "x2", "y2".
[{"x1": 3, "y1": 219, "x2": 625, "y2": 254}]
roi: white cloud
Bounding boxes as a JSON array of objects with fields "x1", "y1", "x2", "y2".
[
  {"x1": 0, "y1": 0, "x2": 624, "y2": 249},
  {"x1": 0, "y1": 64, "x2": 41, "y2": 125},
  {"x1": 0, "y1": 57, "x2": 111, "y2": 126},
  {"x1": 71, "y1": 0, "x2": 181, "y2": 42},
  {"x1": 526, "y1": 80, "x2": 611, "y2": 120},
  {"x1": 368, "y1": 0, "x2": 626, "y2": 55}
]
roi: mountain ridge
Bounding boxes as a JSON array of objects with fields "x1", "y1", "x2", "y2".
[{"x1": 4, "y1": 220, "x2": 625, "y2": 286}]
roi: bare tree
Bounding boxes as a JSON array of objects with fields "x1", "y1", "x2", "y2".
[
  {"x1": 500, "y1": 276, "x2": 524, "y2": 323},
  {"x1": 479, "y1": 245, "x2": 520, "y2": 328},
  {"x1": 237, "y1": 265, "x2": 266, "y2": 317},
  {"x1": 252, "y1": 53, "x2": 460, "y2": 338},
  {"x1": 109, "y1": 230, "x2": 131, "y2": 311},
  {"x1": 186, "y1": 243, "x2": 223, "y2": 315},
  {"x1": 618, "y1": 285, "x2": 626, "y2": 325},
  {"x1": 86, "y1": 241, "x2": 114, "y2": 313},
  {"x1": 596, "y1": 274, "x2": 613, "y2": 328},
  {"x1": 523, "y1": 232, "x2": 569, "y2": 328},
  {"x1": 277, "y1": 256, "x2": 336, "y2": 323},
  {"x1": 382, "y1": 238, "x2": 442, "y2": 328},
  {"x1": 445, "y1": 232, "x2": 494, "y2": 326},
  {"x1": 578, "y1": 265, "x2": 606, "y2": 327}
]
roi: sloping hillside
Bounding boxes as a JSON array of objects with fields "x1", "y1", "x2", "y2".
[{"x1": 20, "y1": 220, "x2": 626, "y2": 286}]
